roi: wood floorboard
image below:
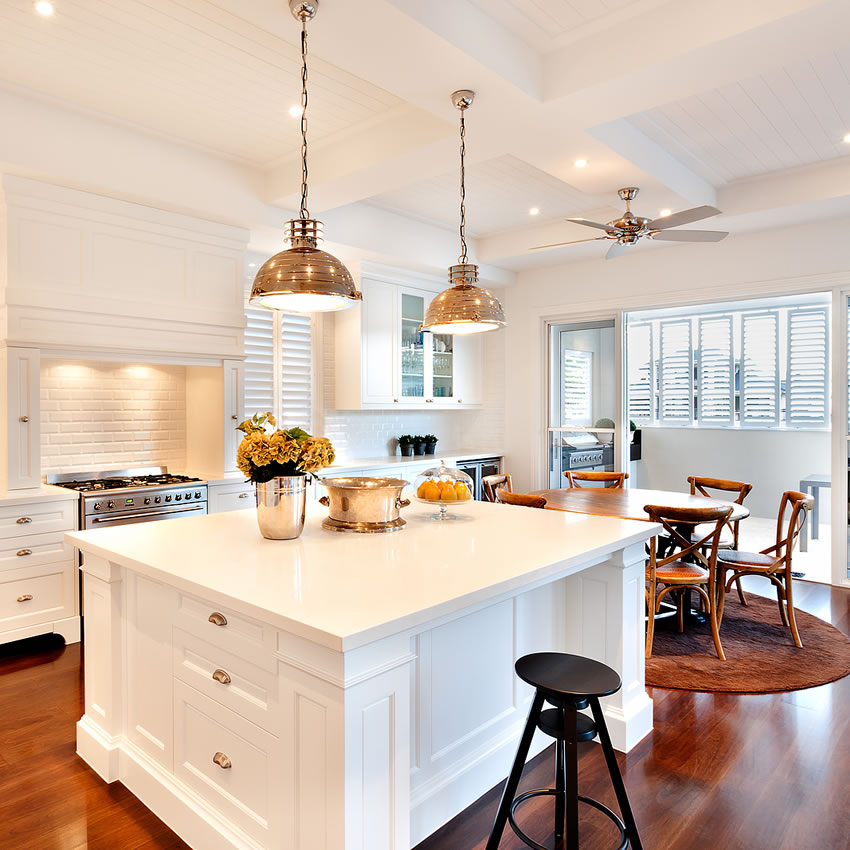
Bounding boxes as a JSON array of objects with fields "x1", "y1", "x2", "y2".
[{"x1": 0, "y1": 583, "x2": 847, "y2": 849}]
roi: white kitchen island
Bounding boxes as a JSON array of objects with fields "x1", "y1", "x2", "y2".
[{"x1": 67, "y1": 499, "x2": 657, "y2": 850}]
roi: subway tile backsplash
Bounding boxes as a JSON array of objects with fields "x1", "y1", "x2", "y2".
[{"x1": 40, "y1": 360, "x2": 187, "y2": 474}]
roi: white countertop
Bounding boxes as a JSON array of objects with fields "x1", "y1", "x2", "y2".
[
  {"x1": 68, "y1": 499, "x2": 655, "y2": 652},
  {"x1": 0, "y1": 484, "x2": 79, "y2": 506}
]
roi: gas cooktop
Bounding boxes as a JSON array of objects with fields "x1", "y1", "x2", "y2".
[{"x1": 55, "y1": 473, "x2": 203, "y2": 493}]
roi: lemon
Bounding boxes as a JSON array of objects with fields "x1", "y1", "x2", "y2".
[{"x1": 454, "y1": 481, "x2": 470, "y2": 500}]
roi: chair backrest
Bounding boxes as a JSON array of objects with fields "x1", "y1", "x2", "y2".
[
  {"x1": 687, "y1": 475, "x2": 753, "y2": 505},
  {"x1": 496, "y1": 488, "x2": 547, "y2": 509},
  {"x1": 483, "y1": 474, "x2": 512, "y2": 503},
  {"x1": 771, "y1": 490, "x2": 815, "y2": 565},
  {"x1": 644, "y1": 504, "x2": 733, "y2": 572},
  {"x1": 565, "y1": 471, "x2": 629, "y2": 489}
]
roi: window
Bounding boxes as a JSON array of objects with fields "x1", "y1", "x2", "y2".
[
  {"x1": 561, "y1": 349, "x2": 593, "y2": 424},
  {"x1": 243, "y1": 306, "x2": 314, "y2": 431},
  {"x1": 627, "y1": 296, "x2": 830, "y2": 429}
]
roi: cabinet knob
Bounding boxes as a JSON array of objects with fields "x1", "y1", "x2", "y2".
[
  {"x1": 212, "y1": 751, "x2": 232, "y2": 770},
  {"x1": 17, "y1": 594, "x2": 33, "y2": 603},
  {"x1": 238, "y1": 492, "x2": 250, "y2": 499},
  {"x1": 231, "y1": 414, "x2": 238, "y2": 420},
  {"x1": 208, "y1": 612, "x2": 228, "y2": 627},
  {"x1": 16, "y1": 549, "x2": 32, "y2": 557},
  {"x1": 393, "y1": 399, "x2": 398, "y2": 403},
  {"x1": 426, "y1": 399, "x2": 433, "y2": 403},
  {"x1": 16, "y1": 517, "x2": 32, "y2": 524},
  {"x1": 212, "y1": 668, "x2": 232, "y2": 685},
  {"x1": 19, "y1": 416, "x2": 29, "y2": 423}
]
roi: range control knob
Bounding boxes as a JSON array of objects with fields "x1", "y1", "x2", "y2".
[
  {"x1": 107, "y1": 501, "x2": 114, "y2": 509},
  {"x1": 165, "y1": 495, "x2": 172, "y2": 502},
  {"x1": 195, "y1": 491, "x2": 201, "y2": 499},
  {"x1": 94, "y1": 502, "x2": 102, "y2": 511},
  {"x1": 175, "y1": 494, "x2": 182, "y2": 501},
  {"x1": 155, "y1": 496, "x2": 162, "y2": 504},
  {"x1": 144, "y1": 497, "x2": 151, "y2": 505}
]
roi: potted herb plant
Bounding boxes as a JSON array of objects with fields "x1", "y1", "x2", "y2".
[
  {"x1": 413, "y1": 435, "x2": 427, "y2": 456},
  {"x1": 398, "y1": 434, "x2": 414, "y2": 457},
  {"x1": 236, "y1": 412, "x2": 335, "y2": 540},
  {"x1": 424, "y1": 434, "x2": 438, "y2": 455}
]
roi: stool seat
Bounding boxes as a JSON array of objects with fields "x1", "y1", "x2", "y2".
[
  {"x1": 538, "y1": 707, "x2": 596, "y2": 742},
  {"x1": 516, "y1": 652, "x2": 622, "y2": 699}
]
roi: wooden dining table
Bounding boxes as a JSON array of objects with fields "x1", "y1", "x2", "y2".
[{"x1": 531, "y1": 487, "x2": 750, "y2": 523}]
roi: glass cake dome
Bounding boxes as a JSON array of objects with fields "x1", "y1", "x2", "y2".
[{"x1": 412, "y1": 460, "x2": 474, "y2": 521}]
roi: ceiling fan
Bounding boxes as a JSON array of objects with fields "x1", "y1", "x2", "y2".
[{"x1": 531, "y1": 187, "x2": 728, "y2": 259}]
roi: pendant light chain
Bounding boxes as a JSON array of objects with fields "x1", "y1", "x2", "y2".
[
  {"x1": 458, "y1": 105, "x2": 468, "y2": 265},
  {"x1": 299, "y1": 19, "x2": 310, "y2": 221}
]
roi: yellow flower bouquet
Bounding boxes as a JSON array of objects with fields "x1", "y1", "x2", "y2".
[{"x1": 236, "y1": 413, "x2": 335, "y2": 483}]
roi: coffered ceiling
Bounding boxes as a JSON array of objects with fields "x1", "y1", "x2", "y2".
[{"x1": 1, "y1": 0, "x2": 849, "y2": 272}]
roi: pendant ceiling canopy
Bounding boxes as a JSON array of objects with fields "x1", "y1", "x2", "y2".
[
  {"x1": 421, "y1": 90, "x2": 506, "y2": 336},
  {"x1": 249, "y1": 0, "x2": 361, "y2": 314}
]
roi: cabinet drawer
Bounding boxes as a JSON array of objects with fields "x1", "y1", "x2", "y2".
[
  {"x1": 175, "y1": 593, "x2": 276, "y2": 672},
  {"x1": 0, "y1": 563, "x2": 76, "y2": 632},
  {"x1": 0, "y1": 500, "x2": 76, "y2": 539},
  {"x1": 0, "y1": 531, "x2": 73, "y2": 573},
  {"x1": 208, "y1": 484, "x2": 255, "y2": 514},
  {"x1": 174, "y1": 680, "x2": 278, "y2": 845},
  {"x1": 173, "y1": 627, "x2": 279, "y2": 734}
]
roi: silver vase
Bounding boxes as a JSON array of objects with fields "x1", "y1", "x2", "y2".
[{"x1": 255, "y1": 476, "x2": 307, "y2": 540}]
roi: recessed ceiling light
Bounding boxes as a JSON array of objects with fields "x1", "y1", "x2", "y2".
[
  {"x1": 34, "y1": 1, "x2": 54, "y2": 16},
  {"x1": 288, "y1": 105, "x2": 301, "y2": 118},
  {"x1": 529, "y1": 207, "x2": 539, "y2": 216},
  {"x1": 573, "y1": 159, "x2": 587, "y2": 168},
  {"x1": 843, "y1": 133, "x2": 850, "y2": 144},
  {"x1": 659, "y1": 209, "x2": 672, "y2": 217},
  {"x1": 248, "y1": 263, "x2": 257, "y2": 268}
]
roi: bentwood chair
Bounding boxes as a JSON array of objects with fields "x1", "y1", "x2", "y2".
[
  {"x1": 717, "y1": 490, "x2": 813, "y2": 648},
  {"x1": 687, "y1": 476, "x2": 753, "y2": 603},
  {"x1": 644, "y1": 504, "x2": 732, "y2": 660},
  {"x1": 495, "y1": 488, "x2": 547, "y2": 509},
  {"x1": 483, "y1": 473, "x2": 512, "y2": 503},
  {"x1": 565, "y1": 470, "x2": 629, "y2": 489}
]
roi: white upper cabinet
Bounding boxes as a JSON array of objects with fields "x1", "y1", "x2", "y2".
[
  {"x1": 1, "y1": 176, "x2": 249, "y2": 359},
  {"x1": 1, "y1": 346, "x2": 40, "y2": 491},
  {"x1": 334, "y1": 269, "x2": 483, "y2": 410}
]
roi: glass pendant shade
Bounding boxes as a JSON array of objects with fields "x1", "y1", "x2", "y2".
[
  {"x1": 421, "y1": 264, "x2": 506, "y2": 335},
  {"x1": 249, "y1": 219, "x2": 361, "y2": 313}
]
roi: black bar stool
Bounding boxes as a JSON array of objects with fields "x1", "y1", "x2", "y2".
[{"x1": 486, "y1": 652, "x2": 642, "y2": 850}]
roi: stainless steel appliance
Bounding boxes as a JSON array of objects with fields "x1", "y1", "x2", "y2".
[
  {"x1": 455, "y1": 456, "x2": 502, "y2": 501},
  {"x1": 48, "y1": 467, "x2": 208, "y2": 530}
]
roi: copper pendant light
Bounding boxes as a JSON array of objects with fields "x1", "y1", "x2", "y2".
[
  {"x1": 250, "y1": 0, "x2": 361, "y2": 313},
  {"x1": 421, "y1": 90, "x2": 506, "y2": 335}
]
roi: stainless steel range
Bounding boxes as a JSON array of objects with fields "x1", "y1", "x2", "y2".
[{"x1": 48, "y1": 467, "x2": 208, "y2": 530}]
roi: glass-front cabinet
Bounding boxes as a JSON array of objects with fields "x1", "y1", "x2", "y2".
[
  {"x1": 431, "y1": 333, "x2": 454, "y2": 401},
  {"x1": 398, "y1": 288, "x2": 455, "y2": 404}
]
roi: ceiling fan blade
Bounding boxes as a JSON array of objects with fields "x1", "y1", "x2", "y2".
[
  {"x1": 529, "y1": 237, "x2": 607, "y2": 251},
  {"x1": 566, "y1": 217, "x2": 621, "y2": 233},
  {"x1": 651, "y1": 229, "x2": 729, "y2": 243},
  {"x1": 648, "y1": 205, "x2": 721, "y2": 230},
  {"x1": 605, "y1": 241, "x2": 630, "y2": 260}
]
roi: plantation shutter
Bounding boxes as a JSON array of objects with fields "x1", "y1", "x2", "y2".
[
  {"x1": 561, "y1": 349, "x2": 593, "y2": 425},
  {"x1": 786, "y1": 306, "x2": 829, "y2": 427},
  {"x1": 627, "y1": 322, "x2": 654, "y2": 423},
  {"x1": 658, "y1": 319, "x2": 693, "y2": 423},
  {"x1": 697, "y1": 314, "x2": 734, "y2": 424},
  {"x1": 741, "y1": 311, "x2": 779, "y2": 426},
  {"x1": 279, "y1": 313, "x2": 313, "y2": 431},
  {"x1": 243, "y1": 308, "x2": 275, "y2": 421}
]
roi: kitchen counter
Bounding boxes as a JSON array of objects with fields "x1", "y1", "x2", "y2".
[
  {"x1": 70, "y1": 500, "x2": 655, "y2": 849},
  {"x1": 0, "y1": 484, "x2": 79, "y2": 506}
]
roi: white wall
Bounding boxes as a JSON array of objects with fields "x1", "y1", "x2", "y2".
[
  {"x1": 320, "y1": 309, "x2": 505, "y2": 461},
  {"x1": 40, "y1": 360, "x2": 187, "y2": 475},
  {"x1": 635, "y1": 427, "x2": 830, "y2": 517},
  {"x1": 503, "y1": 217, "x2": 850, "y2": 491}
]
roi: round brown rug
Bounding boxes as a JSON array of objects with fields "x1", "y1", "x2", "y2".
[{"x1": 645, "y1": 594, "x2": 850, "y2": 693}]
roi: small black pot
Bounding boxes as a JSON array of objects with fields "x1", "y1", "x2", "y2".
[
  {"x1": 400, "y1": 444, "x2": 414, "y2": 457},
  {"x1": 425, "y1": 441, "x2": 437, "y2": 455},
  {"x1": 414, "y1": 440, "x2": 427, "y2": 456}
]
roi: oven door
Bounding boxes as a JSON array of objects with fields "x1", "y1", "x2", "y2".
[{"x1": 85, "y1": 504, "x2": 207, "y2": 529}]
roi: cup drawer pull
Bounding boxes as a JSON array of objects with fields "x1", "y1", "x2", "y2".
[
  {"x1": 16, "y1": 549, "x2": 32, "y2": 557},
  {"x1": 17, "y1": 594, "x2": 33, "y2": 603},
  {"x1": 16, "y1": 517, "x2": 32, "y2": 524},
  {"x1": 212, "y1": 668, "x2": 231, "y2": 685},
  {"x1": 212, "y1": 751, "x2": 232, "y2": 770},
  {"x1": 238, "y1": 492, "x2": 250, "y2": 499},
  {"x1": 208, "y1": 612, "x2": 227, "y2": 627}
]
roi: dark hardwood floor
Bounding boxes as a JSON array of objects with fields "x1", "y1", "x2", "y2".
[{"x1": 1, "y1": 580, "x2": 848, "y2": 850}]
